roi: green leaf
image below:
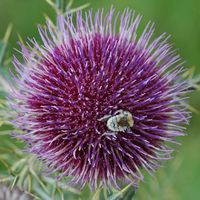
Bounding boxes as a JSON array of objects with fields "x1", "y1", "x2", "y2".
[
  {"x1": 0, "y1": 42, "x2": 6, "y2": 65},
  {"x1": 66, "y1": 0, "x2": 74, "y2": 10},
  {"x1": 91, "y1": 189, "x2": 101, "y2": 200},
  {"x1": 0, "y1": 24, "x2": 12, "y2": 65},
  {"x1": 34, "y1": 186, "x2": 51, "y2": 200},
  {"x1": 108, "y1": 183, "x2": 135, "y2": 200},
  {"x1": 11, "y1": 175, "x2": 19, "y2": 189},
  {"x1": 0, "y1": 176, "x2": 14, "y2": 183},
  {"x1": 30, "y1": 168, "x2": 49, "y2": 194},
  {"x1": 0, "y1": 130, "x2": 11, "y2": 136},
  {"x1": 45, "y1": 0, "x2": 62, "y2": 14},
  {"x1": 45, "y1": 0, "x2": 90, "y2": 15},
  {"x1": 66, "y1": 3, "x2": 90, "y2": 14},
  {"x1": 103, "y1": 188, "x2": 108, "y2": 200}
]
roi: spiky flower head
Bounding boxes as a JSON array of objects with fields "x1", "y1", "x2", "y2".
[{"x1": 11, "y1": 8, "x2": 190, "y2": 190}]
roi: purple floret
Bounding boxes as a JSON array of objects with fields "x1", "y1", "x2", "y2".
[{"x1": 10, "y1": 8, "x2": 190, "y2": 190}]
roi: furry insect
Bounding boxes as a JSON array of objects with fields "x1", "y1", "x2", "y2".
[{"x1": 98, "y1": 110, "x2": 134, "y2": 133}]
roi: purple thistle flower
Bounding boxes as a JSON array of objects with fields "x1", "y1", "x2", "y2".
[{"x1": 10, "y1": 8, "x2": 190, "y2": 190}]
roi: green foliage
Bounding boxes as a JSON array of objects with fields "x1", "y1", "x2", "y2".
[
  {"x1": 0, "y1": 143, "x2": 80, "y2": 199},
  {"x1": 45, "y1": 0, "x2": 90, "y2": 14},
  {"x1": 0, "y1": 26, "x2": 13, "y2": 129},
  {"x1": 0, "y1": 24, "x2": 12, "y2": 65}
]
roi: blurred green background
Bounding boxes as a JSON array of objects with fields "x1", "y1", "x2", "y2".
[{"x1": 0, "y1": 0, "x2": 200, "y2": 199}]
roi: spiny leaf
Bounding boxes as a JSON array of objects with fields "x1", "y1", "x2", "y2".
[
  {"x1": 45, "y1": 0, "x2": 90, "y2": 15},
  {"x1": 66, "y1": 3, "x2": 90, "y2": 15},
  {"x1": 28, "y1": 174, "x2": 32, "y2": 193},
  {"x1": 0, "y1": 176, "x2": 14, "y2": 183},
  {"x1": 0, "y1": 24, "x2": 12, "y2": 65},
  {"x1": 183, "y1": 67, "x2": 200, "y2": 92},
  {"x1": 182, "y1": 66, "x2": 195, "y2": 79},
  {"x1": 0, "y1": 121, "x2": 4, "y2": 127},
  {"x1": 108, "y1": 183, "x2": 135, "y2": 200},
  {"x1": 25, "y1": 191, "x2": 41, "y2": 200},
  {"x1": 43, "y1": 14, "x2": 56, "y2": 29},
  {"x1": 11, "y1": 175, "x2": 19, "y2": 189},
  {"x1": 18, "y1": 165, "x2": 29, "y2": 187},
  {"x1": 11, "y1": 158, "x2": 27, "y2": 172},
  {"x1": 66, "y1": 0, "x2": 74, "y2": 10},
  {"x1": 34, "y1": 186, "x2": 51, "y2": 200},
  {"x1": 91, "y1": 188, "x2": 101, "y2": 200},
  {"x1": 17, "y1": 33, "x2": 25, "y2": 46},
  {"x1": 45, "y1": 0, "x2": 61, "y2": 15},
  {"x1": 29, "y1": 168, "x2": 49, "y2": 194},
  {"x1": 0, "y1": 158, "x2": 11, "y2": 172},
  {"x1": 103, "y1": 188, "x2": 108, "y2": 200},
  {"x1": 187, "y1": 104, "x2": 199, "y2": 114},
  {"x1": 0, "y1": 130, "x2": 11, "y2": 135}
]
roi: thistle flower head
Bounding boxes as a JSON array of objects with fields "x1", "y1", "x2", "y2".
[{"x1": 11, "y1": 8, "x2": 190, "y2": 190}]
